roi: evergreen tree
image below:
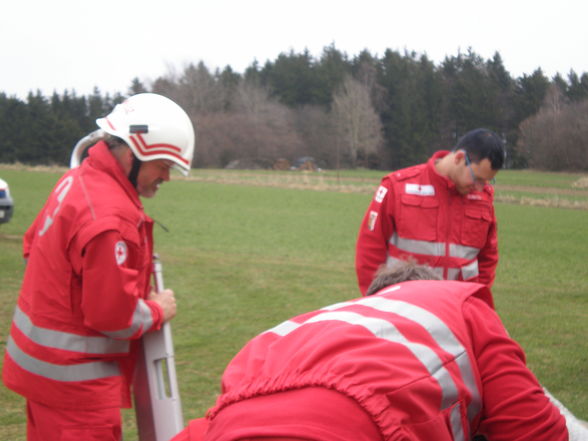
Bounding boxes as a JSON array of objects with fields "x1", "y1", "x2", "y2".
[
  {"x1": 128, "y1": 77, "x2": 148, "y2": 95},
  {"x1": 0, "y1": 94, "x2": 28, "y2": 163},
  {"x1": 315, "y1": 44, "x2": 350, "y2": 107},
  {"x1": 378, "y1": 50, "x2": 443, "y2": 169},
  {"x1": 566, "y1": 70, "x2": 588, "y2": 102},
  {"x1": 486, "y1": 52, "x2": 515, "y2": 131},
  {"x1": 217, "y1": 65, "x2": 241, "y2": 111},
  {"x1": 513, "y1": 69, "x2": 550, "y2": 122},
  {"x1": 442, "y1": 50, "x2": 495, "y2": 136},
  {"x1": 88, "y1": 87, "x2": 109, "y2": 122},
  {"x1": 22, "y1": 91, "x2": 53, "y2": 163},
  {"x1": 1, "y1": 44, "x2": 587, "y2": 170},
  {"x1": 261, "y1": 49, "x2": 323, "y2": 107},
  {"x1": 244, "y1": 59, "x2": 262, "y2": 85}
]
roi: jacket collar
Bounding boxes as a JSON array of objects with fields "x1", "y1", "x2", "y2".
[
  {"x1": 427, "y1": 150, "x2": 457, "y2": 192},
  {"x1": 84, "y1": 141, "x2": 143, "y2": 209}
]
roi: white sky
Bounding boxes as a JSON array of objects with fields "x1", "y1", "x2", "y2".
[{"x1": 2, "y1": 0, "x2": 587, "y2": 100}]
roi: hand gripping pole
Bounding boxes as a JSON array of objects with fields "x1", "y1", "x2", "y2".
[{"x1": 134, "y1": 254, "x2": 184, "y2": 441}]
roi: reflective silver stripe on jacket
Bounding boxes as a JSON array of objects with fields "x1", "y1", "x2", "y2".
[
  {"x1": 346, "y1": 294, "x2": 482, "y2": 422},
  {"x1": 449, "y1": 243, "x2": 479, "y2": 260},
  {"x1": 310, "y1": 310, "x2": 460, "y2": 403},
  {"x1": 389, "y1": 233, "x2": 481, "y2": 260},
  {"x1": 451, "y1": 402, "x2": 466, "y2": 441},
  {"x1": 269, "y1": 319, "x2": 300, "y2": 337},
  {"x1": 6, "y1": 337, "x2": 120, "y2": 382},
  {"x1": 390, "y1": 233, "x2": 445, "y2": 256},
  {"x1": 268, "y1": 311, "x2": 459, "y2": 405},
  {"x1": 101, "y1": 299, "x2": 154, "y2": 339},
  {"x1": 13, "y1": 306, "x2": 129, "y2": 354},
  {"x1": 323, "y1": 294, "x2": 479, "y2": 440},
  {"x1": 447, "y1": 267, "x2": 461, "y2": 280},
  {"x1": 460, "y1": 260, "x2": 479, "y2": 280},
  {"x1": 387, "y1": 256, "x2": 479, "y2": 281},
  {"x1": 266, "y1": 305, "x2": 473, "y2": 441}
]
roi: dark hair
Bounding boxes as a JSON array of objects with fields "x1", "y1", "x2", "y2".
[
  {"x1": 453, "y1": 128, "x2": 506, "y2": 170},
  {"x1": 104, "y1": 133, "x2": 128, "y2": 150},
  {"x1": 366, "y1": 260, "x2": 441, "y2": 296}
]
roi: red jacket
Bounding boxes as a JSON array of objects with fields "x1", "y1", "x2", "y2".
[
  {"x1": 173, "y1": 281, "x2": 566, "y2": 441},
  {"x1": 355, "y1": 151, "x2": 498, "y2": 295},
  {"x1": 2, "y1": 141, "x2": 163, "y2": 410}
]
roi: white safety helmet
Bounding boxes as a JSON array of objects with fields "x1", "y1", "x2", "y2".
[
  {"x1": 95, "y1": 93, "x2": 195, "y2": 175},
  {"x1": 70, "y1": 129, "x2": 106, "y2": 169}
]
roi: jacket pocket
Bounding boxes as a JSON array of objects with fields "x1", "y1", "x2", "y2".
[
  {"x1": 462, "y1": 207, "x2": 492, "y2": 248},
  {"x1": 396, "y1": 194, "x2": 439, "y2": 241}
]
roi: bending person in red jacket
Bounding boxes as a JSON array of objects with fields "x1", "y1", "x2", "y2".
[
  {"x1": 355, "y1": 128, "x2": 506, "y2": 295},
  {"x1": 172, "y1": 261, "x2": 581, "y2": 441},
  {"x1": 2, "y1": 93, "x2": 195, "y2": 441}
]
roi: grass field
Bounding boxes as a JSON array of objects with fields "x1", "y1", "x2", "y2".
[{"x1": 0, "y1": 164, "x2": 587, "y2": 440}]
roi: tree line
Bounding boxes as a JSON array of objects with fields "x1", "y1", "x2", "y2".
[{"x1": 1, "y1": 45, "x2": 587, "y2": 171}]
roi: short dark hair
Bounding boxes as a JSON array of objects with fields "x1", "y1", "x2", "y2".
[
  {"x1": 366, "y1": 260, "x2": 441, "y2": 296},
  {"x1": 104, "y1": 133, "x2": 128, "y2": 151},
  {"x1": 453, "y1": 128, "x2": 506, "y2": 170}
]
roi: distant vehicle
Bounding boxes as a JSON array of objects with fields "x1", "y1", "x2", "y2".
[
  {"x1": 0, "y1": 178, "x2": 14, "y2": 224},
  {"x1": 291, "y1": 156, "x2": 320, "y2": 171}
]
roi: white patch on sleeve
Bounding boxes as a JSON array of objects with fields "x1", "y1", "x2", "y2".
[
  {"x1": 114, "y1": 241, "x2": 128, "y2": 265},
  {"x1": 367, "y1": 211, "x2": 378, "y2": 231},
  {"x1": 374, "y1": 185, "x2": 388, "y2": 203},
  {"x1": 405, "y1": 183, "x2": 435, "y2": 196}
]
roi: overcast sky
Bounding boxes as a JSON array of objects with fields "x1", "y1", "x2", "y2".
[{"x1": 2, "y1": 0, "x2": 587, "y2": 100}]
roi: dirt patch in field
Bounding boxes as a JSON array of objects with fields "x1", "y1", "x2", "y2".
[
  {"x1": 572, "y1": 177, "x2": 588, "y2": 189},
  {"x1": 3, "y1": 165, "x2": 587, "y2": 210},
  {"x1": 180, "y1": 172, "x2": 376, "y2": 194},
  {"x1": 495, "y1": 194, "x2": 588, "y2": 210},
  {"x1": 0, "y1": 163, "x2": 68, "y2": 173},
  {"x1": 497, "y1": 184, "x2": 588, "y2": 196},
  {"x1": 0, "y1": 233, "x2": 22, "y2": 241},
  {"x1": 181, "y1": 173, "x2": 588, "y2": 210}
]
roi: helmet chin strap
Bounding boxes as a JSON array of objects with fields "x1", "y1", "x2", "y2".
[{"x1": 128, "y1": 154, "x2": 142, "y2": 189}]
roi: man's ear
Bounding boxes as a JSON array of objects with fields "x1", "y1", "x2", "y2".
[
  {"x1": 454, "y1": 150, "x2": 466, "y2": 165},
  {"x1": 124, "y1": 147, "x2": 134, "y2": 162}
]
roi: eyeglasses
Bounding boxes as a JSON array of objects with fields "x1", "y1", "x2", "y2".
[{"x1": 465, "y1": 153, "x2": 496, "y2": 186}]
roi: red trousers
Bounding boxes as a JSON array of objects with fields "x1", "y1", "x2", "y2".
[{"x1": 26, "y1": 400, "x2": 122, "y2": 441}]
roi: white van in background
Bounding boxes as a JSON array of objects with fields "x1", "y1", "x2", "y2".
[{"x1": 0, "y1": 178, "x2": 14, "y2": 223}]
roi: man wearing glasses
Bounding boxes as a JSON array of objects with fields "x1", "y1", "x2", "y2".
[{"x1": 355, "y1": 128, "x2": 506, "y2": 297}]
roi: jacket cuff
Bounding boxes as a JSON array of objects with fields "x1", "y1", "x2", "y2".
[{"x1": 145, "y1": 299, "x2": 164, "y2": 332}]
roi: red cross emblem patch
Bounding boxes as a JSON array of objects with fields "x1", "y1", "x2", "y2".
[
  {"x1": 115, "y1": 241, "x2": 128, "y2": 265},
  {"x1": 375, "y1": 185, "x2": 388, "y2": 203}
]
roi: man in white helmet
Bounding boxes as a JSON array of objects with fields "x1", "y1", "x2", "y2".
[{"x1": 2, "y1": 93, "x2": 195, "y2": 441}]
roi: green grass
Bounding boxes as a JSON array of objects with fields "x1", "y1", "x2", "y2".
[{"x1": 1, "y1": 165, "x2": 587, "y2": 439}]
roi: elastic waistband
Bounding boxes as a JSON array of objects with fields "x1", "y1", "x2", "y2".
[{"x1": 204, "y1": 387, "x2": 382, "y2": 441}]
